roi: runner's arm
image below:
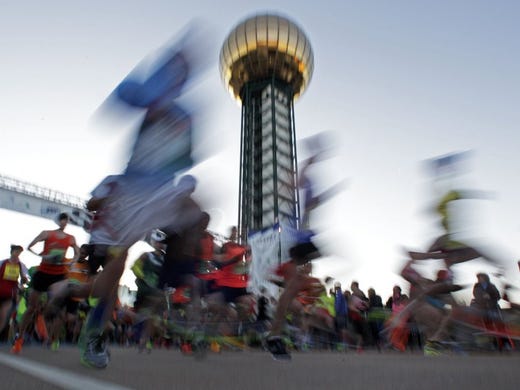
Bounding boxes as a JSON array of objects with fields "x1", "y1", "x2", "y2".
[
  {"x1": 19, "y1": 261, "x2": 29, "y2": 284},
  {"x1": 71, "y1": 237, "x2": 80, "y2": 261},
  {"x1": 27, "y1": 230, "x2": 48, "y2": 256}
]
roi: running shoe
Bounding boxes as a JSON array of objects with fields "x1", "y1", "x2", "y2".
[
  {"x1": 210, "y1": 340, "x2": 221, "y2": 353},
  {"x1": 423, "y1": 341, "x2": 442, "y2": 357},
  {"x1": 266, "y1": 336, "x2": 291, "y2": 361},
  {"x1": 192, "y1": 342, "x2": 207, "y2": 360},
  {"x1": 51, "y1": 339, "x2": 60, "y2": 352},
  {"x1": 181, "y1": 342, "x2": 193, "y2": 355},
  {"x1": 335, "y1": 343, "x2": 346, "y2": 352},
  {"x1": 11, "y1": 337, "x2": 23, "y2": 354},
  {"x1": 81, "y1": 335, "x2": 109, "y2": 369}
]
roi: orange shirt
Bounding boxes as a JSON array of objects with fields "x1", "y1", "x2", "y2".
[
  {"x1": 67, "y1": 259, "x2": 90, "y2": 285},
  {"x1": 39, "y1": 230, "x2": 75, "y2": 275}
]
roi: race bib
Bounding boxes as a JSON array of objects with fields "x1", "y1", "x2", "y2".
[
  {"x1": 47, "y1": 249, "x2": 66, "y2": 264},
  {"x1": 3, "y1": 263, "x2": 20, "y2": 281},
  {"x1": 233, "y1": 261, "x2": 250, "y2": 275},
  {"x1": 198, "y1": 260, "x2": 218, "y2": 275}
]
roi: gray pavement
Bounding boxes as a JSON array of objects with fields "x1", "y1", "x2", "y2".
[{"x1": 1, "y1": 345, "x2": 519, "y2": 390}]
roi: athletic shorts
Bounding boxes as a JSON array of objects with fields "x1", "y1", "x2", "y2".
[
  {"x1": 159, "y1": 258, "x2": 197, "y2": 288},
  {"x1": 87, "y1": 244, "x2": 111, "y2": 275},
  {"x1": 220, "y1": 286, "x2": 248, "y2": 303},
  {"x1": 0, "y1": 296, "x2": 15, "y2": 306},
  {"x1": 31, "y1": 271, "x2": 66, "y2": 293},
  {"x1": 65, "y1": 298, "x2": 80, "y2": 315},
  {"x1": 200, "y1": 279, "x2": 219, "y2": 296},
  {"x1": 101, "y1": 178, "x2": 199, "y2": 248}
]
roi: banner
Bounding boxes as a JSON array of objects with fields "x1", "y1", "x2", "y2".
[
  {"x1": 247, "y1": 225, "x2": 281, "y2": 297},
  {"x1": 247, "y1": 222, "x2": 302, "y2": 297}
]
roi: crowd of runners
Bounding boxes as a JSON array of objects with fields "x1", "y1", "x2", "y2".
[
  {"x1": 1, "y1": 208, "x2": 519, "y2": 365},
  {"x1": 1, "y1": 23, "x2": 519, "y2": 369}
]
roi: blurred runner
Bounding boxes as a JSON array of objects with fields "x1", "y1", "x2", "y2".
[
  {"x1": 131, "y1": 230, "x2": 166, "y2": 352},
  {"x1": 12, "y1": 213, "x2": 79, "y2": 354},
  {"x1": 406, "y1": 152, "x2": 502, "y2": 270},
  {"x1": 266, "y1": 241, "x2": 321, "y2": 360},
  {"x1": 79, "y1": 23, "x2": 210, "y2": 369},
  {"x1": 266, "y1": 139, "x2": 348, "y2": 360},
  {"x1": 0, "y1": 245, "x2": 28, "y2": 336},
  {"x1": 390, "y1": 259, "x2": 462, "y2": 355}
]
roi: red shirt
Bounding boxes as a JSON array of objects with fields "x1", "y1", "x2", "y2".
[
  {"x1": 216, "y1": 243, "x2": 248, "y2": 288},
  {"x1": 199, "y1": 232, "x2": 214, "y2": 261},
  {"x1": 196, "y1": 232, "x2": 219, "y2": 281},
  {"x1": 297, "y1": 277, "x2": 324, "y2": 306},
  {"x1": 275, "y1": 261, "x2": 297, "y2": 281}
]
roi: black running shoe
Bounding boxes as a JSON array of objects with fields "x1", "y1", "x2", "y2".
[{"x1": 266, "y1": 336, "x2": 291, "y2": 361}]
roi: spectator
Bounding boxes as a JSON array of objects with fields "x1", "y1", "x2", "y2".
[
  {"x1": 368, "y1": 288, "x2": 383, "y2": 308},
  {"x1": 386, "y1": 286, "x2": 407, "y2": 312},
  {"x1": 367, "y1": 288, "x2": 384, "y2": 348},
  {"x1": 333, "y1": 282, "x2": 348, "y2": 349},
  {"x1": 351, "y1": 281, "x2": 368, "y2": 302},
  {"x1": 472, "y1": 273, "x2": 512, "y2": 350}
]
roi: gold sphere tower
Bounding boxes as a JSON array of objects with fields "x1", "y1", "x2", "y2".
[
  {"x1": 220, "y1": 14, "x2": 314, "y2": 242},
  {"x1": 220, "y1": 14, "x2": 314, "y2": 103}
]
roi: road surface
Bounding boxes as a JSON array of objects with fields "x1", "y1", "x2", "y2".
[{"x1": 1, "y1": 345, "x2": 519, "y2": 390}]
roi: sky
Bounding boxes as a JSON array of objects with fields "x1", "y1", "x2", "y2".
[{"x1": 1, "y1": 1, "x2": 519, "y2": 304}]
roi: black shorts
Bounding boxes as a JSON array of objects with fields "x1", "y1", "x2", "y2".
[
  {"x1": 0, "y1": 296, "x2": 15, "y2": 306},
  {"x1": 66, "y1": 298, "x2": 80, "y2": 314},
  {"x1": 159, "y1": 258, "x2": 197, "y2": 288},
  {"x1": 201, "y1": 279, "x2": 219, "y2": 296},
  {"x1": 31, "y1": 271, "x2": 66, "y2": 293},
  {"x1": 87, "y1": 244, "x2": 111, "y2": 275},
  {"x1": 134, "y1": 279, "x2": 162, "y2": 310},
  {"x1": 221, "y1": 286, "x2": 248, "y2": 303}
]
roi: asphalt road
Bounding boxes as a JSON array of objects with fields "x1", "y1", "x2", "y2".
[{"x1": 1, "y1": 345, "x2": 519, "y2": 390}]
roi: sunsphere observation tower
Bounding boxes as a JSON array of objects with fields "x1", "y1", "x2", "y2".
[{"x1": 220, "y1": 14, "x2": 314, "y2": 242}]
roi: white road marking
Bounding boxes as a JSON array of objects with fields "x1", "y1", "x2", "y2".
[{"x1": 0, "y1": 352, "x2": 132, "y2": 390}]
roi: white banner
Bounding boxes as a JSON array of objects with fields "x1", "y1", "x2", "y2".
[
  {"x1": 248, "y1": 226, "x2": 281, "y2": 298},
  {"x1": 248, "y1": 223, "x2": 301, "y2": 298}
]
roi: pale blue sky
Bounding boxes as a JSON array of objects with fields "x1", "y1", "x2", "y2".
[{"x1": 1, "y1": 1, "x2": 519, "y2": 302}]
